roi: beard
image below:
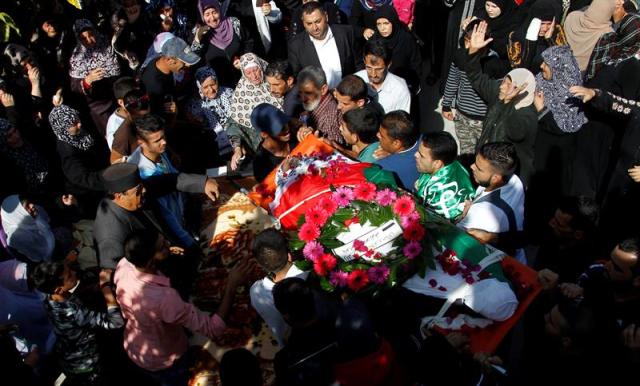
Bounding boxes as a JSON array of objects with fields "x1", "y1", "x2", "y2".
[{"x1": 303, "y1": 97, "x2": 321, "y2": 112}]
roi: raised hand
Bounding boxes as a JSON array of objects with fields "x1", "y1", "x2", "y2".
[
  {"x1": 533, "y1": 89, "x2": 545, "y2": 112},
  {"x1": 468, "y1": 21, "x2": 493, "y2": 55},
  {"x1": 544, "y1": 17, "x2": 556, "y2": 39},
  {"x1": 569, "y1": 86, "x2": 597, "y2": 103},
  {"x1": 503, "y1": 82, "x2": 529, "y2": 104}
]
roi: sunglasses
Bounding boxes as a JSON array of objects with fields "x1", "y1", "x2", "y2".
[{"x1": 125, "y1": 94, "x2": 150, "y2": 111}]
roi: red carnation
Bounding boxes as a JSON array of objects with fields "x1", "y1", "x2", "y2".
[
  {"x1": 313, "y1": 253, "x2": 337, "y2": 276},
  {"x1": 305, "y1": 208, "x2": 329, "y2": 227},
  {"x1": 393, "y1": 196, "x2": 416, "y2": 217},
  {"x1": 317, "y1": 197, "x2": 338, "y2": 215},
  {"x1": 402, "y1": 223, "x2": 425, "y2": 241},
  {"x1": 347, "y1": 269, "x2": 370, "y2": 292},
  {"x1": 353, "y1": 182, "x2": 377, "y2": 201},
  {"x1": 298, "y1": 223, "x2": 320, "y2": 242}
]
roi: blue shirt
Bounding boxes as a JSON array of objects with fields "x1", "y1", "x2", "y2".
[{"x1": 376, "y1": 141, "x2": 420, "y2": 191}]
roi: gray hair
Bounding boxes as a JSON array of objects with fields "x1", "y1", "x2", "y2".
[{"x1": 297, "y1": 66, "x2": 327, "y2": 89}]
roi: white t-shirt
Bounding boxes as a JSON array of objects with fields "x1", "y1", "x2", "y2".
[
  {"x1": 250, "y1": 265, "x2": 308, "y2": 346},
  {"x1": 355, "y1": 69, "x2": 411, "y2": 113},
  {"x1": 457, "y1": 174, "x2": 526, "y2": 263},
  {"x1": 310, "y1": 27, "x2": 342, "y2": 89},
  {"x1": 105, "y1": 112, "x2": 126, "y2": 150}
]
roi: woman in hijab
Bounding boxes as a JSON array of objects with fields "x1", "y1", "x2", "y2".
[
  {"x1": 227, "y1": 53, "x2": 283, "y2": 170},
  {"x1": 372, "y1": 5, "x2": 422, "y2": 92},
  {"x1": 188, "y1": 66, "x2": 235, "y2": 157},
  {"x1": 585, "y1": 0, "x2": 640, "y2": 81},
  {"x1": 506, "y1": 0, "x2": 566, "y2": 74},
  {"x1": 350, "y1": 0, "x2": 393, "y2": 40},
  {"x1": 529, "y1": 45, "x2": 587, "y2": 225},
  {"x1": 193, "y1": 0, "x2": 247, "y2": 87},
  {"x1": 0, "y1": 118, "x2": 51, "y2": 196},
  {"x1": 465, "y1": 21, "x2": 538, "y2": 185},
  {"x1": 148, "y1": 0, "x2": 192, "y2": 42},
  {"x1": 1, "y1": 194, "x2": 55, "y2": 262},
  {"x1": 474, "y1": 0, "x2": 518, "y2": 61},
  {"x1": 49, "y1": 105, "x2": 109, "y2": 213},
  {"x1": 564, "y1": 0, "x2": 615, "y2": 73},
  {"x1": 69, "y1": 19, "x2": 121, "y2": 137}
]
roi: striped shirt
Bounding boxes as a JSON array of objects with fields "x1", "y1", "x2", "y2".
[{"x1": 442, "y1": 62, "x2": 488, "y2": 120}]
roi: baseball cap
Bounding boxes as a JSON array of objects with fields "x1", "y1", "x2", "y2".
[
  {"x1": 251, "y1": 103, "x2": 290, "y2": 137},
  {"x1": 161, "y1": 37, "x2": 200, "y2": 66}
]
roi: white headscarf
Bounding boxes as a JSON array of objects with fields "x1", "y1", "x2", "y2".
[
  {"x1": 506, "y1": 68, "x2": 536, "y2": 110},
  {"x1": 1, "y1": 195, "x2": 55, "y2": 262}
]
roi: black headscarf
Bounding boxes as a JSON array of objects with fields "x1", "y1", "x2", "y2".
[
  {"x1": 476, "y1": 0, "x2": 518, "y2": 43},
  {"x1": 372, "y1": 5, "x2": 404, "y2": 51}
]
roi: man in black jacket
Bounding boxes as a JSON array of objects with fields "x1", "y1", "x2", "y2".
[
  {"x1": 93, "y1": 163, "x2": 219, "y2": 270},
  {"x1": 287, "y1": 1, "x2": 357, "y2": 89}
]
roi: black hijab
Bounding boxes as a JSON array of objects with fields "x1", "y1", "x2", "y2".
[
  {"x1": 372, "y1": 5, "x2": 405, "y2": 50},
  {"x1": 475, "y1": 0, "x2": 518, "y2": 42}
]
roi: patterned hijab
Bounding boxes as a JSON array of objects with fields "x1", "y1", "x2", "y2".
[
  {"x1": 229, "y1": 53, "x2": 282, "y2": 129},
  {"x1": 359, "y1": 0, "x2": 392, "y2": 11},
  {"x1": 69, "y1": 19, "x2": 121, "y2": 79},
  {"x1": 49, "y1": 105, "x2": 94, "y2": 150},
  {"x1": 198, "y1": 0, "x2": 235, "y2": 50},
  {"x1": 0, "y1": 118, "x2": 48, "y2": 190},
  {"x1": 192, "y1": 66, "x2": 234, "y2": 149},
  {"x1": 536, "y1": 45, "x2": 588, "y2": 133}
]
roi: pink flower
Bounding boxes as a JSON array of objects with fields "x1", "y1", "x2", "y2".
[
  {"x1": 317, "y1": 197, "x2": 338, "y2": 214},
  {"x1": 305, "y1": 207, "x2": 329, "y2": 227},
  {"x1": 347, "y1": 269, "x2": 370, "y2": 291},
  {"x1": 303, "y1": 241, "x2": 324, "y2": 261},
  {"x1": 393, "y1": 196, "x2": 416, "y2": 217},
  {"x1": 368, "y1": 265, "x2": 390, "y2": 285},
  {"x1": 400, "y1": 212, "x2": 421, "y2": 228},
  {"x1": 402, "y1": 223, "x2": 425, "y2": 241},
  {"x1": 332, "y1": 187, "x2": 354, "y2": 207},
  {"x1": 353, "y1": 239, "x2": 367, "y2": 252},
  {"x1": 298, "y1": 223, "x2": 320, "y2": 242},
  {"x1": 402, "y1": 241, "x2": 422, "y2": 259},
  {"x1": 313, "y1": 253, "x2": 337, "y2": 276},
  {"x1": 375, "y1": 189, "x2": 397, "y2": 206},
  {"x1": 353, "y1": 182, "x2": 377, "y2": 201},
  {"x1": 329, "y1": 271, "x2": 349, "y2": 287}
]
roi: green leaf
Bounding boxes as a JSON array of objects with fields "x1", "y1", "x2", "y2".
[
  {"x1": 331, "y1": 208, "x2": 354, "y2": 224},
  {"x1": 319, "y1": 277, "x2": 335, "y2": 292},
  {"x1": 294, "y1": 259, "x2": 312, "y2": 271},
  {"x1": 289, "y1": 237, "x2": 305, "y2": 251},
  {"x1": 296, "y1": 214, "x2": 306, "y2": 228}
]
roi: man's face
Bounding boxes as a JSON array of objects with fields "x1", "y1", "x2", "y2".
[
  {"x1": 302, "y1": 9, "x2": 329, "y2": 40},
  {"x1": 415, "y1": 142, "x2": 438, "y2": 174},
  {"x1": 299, "y1": 81, "x2": 323, "y2": 112},
  {"x1": 120, "y1": 183, "x2": 145, "y2": 210},
  {"x1": 498, "y1": 76, "x2": 512, "y2": 101},
  {"x1": 200, "y1": 77, "x2": 220, "y2": 100},
  {"x1": 168, "y1": 57, "x2": 185, "y2": 73},
  {"x1": 244, "y1": 66, "x2": 263, "y2": 85},
  {"x1": 79, "y1": 30, "x2": 97, "y2": 48},
  {"x1": 377, "y1": 126, "x2": 399, "y2": 153},
  {"x1": 339, "y1": 119, "x2": 357, "y2": 145},
  {"x1": 21, "y1": 199, "x2": 38, "y2": 218},
  {"x1": 60, "y1": 261, "x2": 79, "y2": 293},
  {"x1": 548, "y1": 209, "x2": 575, "y2": 239},
  {"x1": 333, "y1": 90, "x2": 361, "y2": 113},
  {"x1": 470, "y1": 154, "x2": 496, "y2": 188},
  {"x1": 140, "y1": 130, "x2": 167, "y2": 156},
  {"x1": 365, "y1": 54, "x2": 388, "y2": 86},
  {"x1": 274, "y1": 124, "x2": 291, "y2": 143},
  {"x1": 266, "y1": 75, "x2": 292, "y2": 98},
  {"x1": 605, "y1": 245, "x2": 638, "y2": 282}
]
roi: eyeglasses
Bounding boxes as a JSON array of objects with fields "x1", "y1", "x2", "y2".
[{"x1": 125, "y1": 94, "x2": 149, "y2": 111}]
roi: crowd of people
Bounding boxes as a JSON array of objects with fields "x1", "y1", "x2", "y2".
[{"x1": 2, "y1": 0, "x2": 640, "y2": 385}]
